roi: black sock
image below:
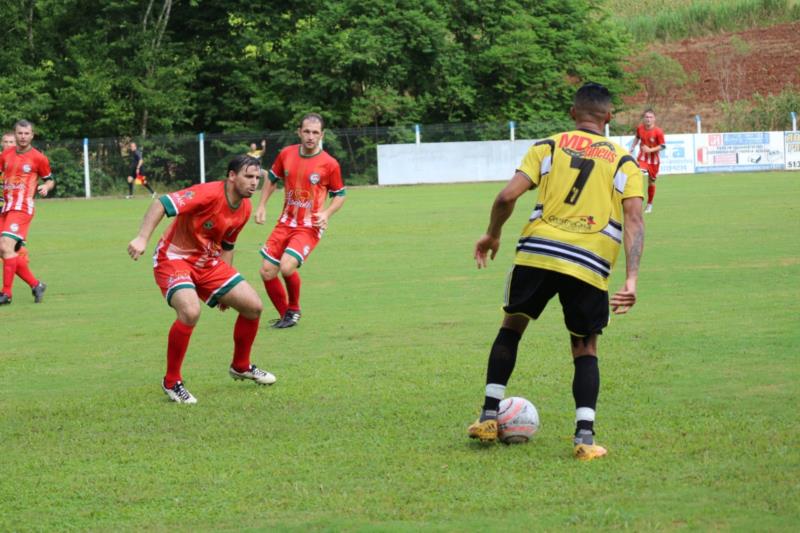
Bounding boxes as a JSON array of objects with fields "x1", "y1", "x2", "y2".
[
  {"x1": 145, "y1": 183, "x2": 155, "y2": 193},
  {"x1": 573, "y1": 355, "x2": 599, "y2": 435},
  {"x1": 482, "y1": 327, "x2": 522, "y2": 413},
  {"x1": 128, "y1": 182, "x2": 133, "y2": 195}
]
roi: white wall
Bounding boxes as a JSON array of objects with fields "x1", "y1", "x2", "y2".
[{"x1": 377, "y1": 140, "x2": 533, "y2": 185}]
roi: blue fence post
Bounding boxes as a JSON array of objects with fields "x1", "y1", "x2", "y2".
[
  {"x1": 509, "y1": 121, "x2": 516, "y2": 142},
  {"x1": 695, "y1": 115, "x2": 702, "y2": 134},
  {"x1": 791, "y1": 111, "x2": 797, "y2": 132},
  {"x1": 198, "y1": 133, "x2": 206, "y2": 183},
  {"x1": 83, "y1": 138, "x2": 91, "y2": 199},
  {"x1": 414, "y1": 124, "x2": 421, "y2": 145}
]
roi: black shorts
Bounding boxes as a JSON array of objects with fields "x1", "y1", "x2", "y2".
[{"x1": 503, "y1": 265, "x2": 609, "y2": 336}]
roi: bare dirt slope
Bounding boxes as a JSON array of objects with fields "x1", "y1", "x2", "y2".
[{"x1": 619, "y1": 21, "x2": 800, "y2": 132}]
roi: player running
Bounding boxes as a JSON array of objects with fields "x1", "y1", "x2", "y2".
[
  {"x1": 127, "y1": 154, "x2": 276, "y2": 404},
  {"x1": 0, "y1": 131, "x2": 33, "y2": 287},
  {"x1": 254, "y1": 113, "x2": 346, "y2": 328},
  {"x1": 630, "y1": 109, "x2": 665, "y2": 213},
  {"x1": 468, "y1": 83, "x2": 645, "y2": 461},
  {"x1": 0, "y1": 120, "x2": 53, "y2": 305}
]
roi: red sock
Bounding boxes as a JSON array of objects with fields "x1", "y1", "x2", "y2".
[
  {"x1": 15, "y1": 254, "x2": 38, "y2": 287},
  {"x1": 232, "y1": 315, "x2": 260, "y2": 372},
  {"x1": 285, "y1": 272, "x2": 301, "y2": 311},
  {"x1": 164, "y1": 320, "x2": 195, "y2": 388},
  {"x1": 2, "y1": 256, "x2": 17, "y2": 296},
  {"x1": 264, "y1": 277, "x2": 288, "y2": 316},
  {"x1": 647, "y1": 184, "x2": 655, "y2": 204}
]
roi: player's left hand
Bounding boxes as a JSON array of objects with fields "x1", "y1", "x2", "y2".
[
  {"x1": 37, "y1": 184, "x2": 49, "y2": 197},
  {"x1": 610, "y1": 280, "x2": 637, "y2": 314},
  {"x1": 218, "y1": 303, "x2": 229, "y2": 312},
  {"x1": 312, "y1": 212, "x2": 329, "y2": 230},
  {"x1": 474, "y1": 234, "x2": 500, "y2": 269}
]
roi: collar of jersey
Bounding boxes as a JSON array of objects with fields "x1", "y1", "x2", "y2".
[
  {"x1": 298, "y1": 145, "x2": 323, "y2": 159},
  {"x1": 224, "y1": 182, "x2": 241, "y2": 210}
]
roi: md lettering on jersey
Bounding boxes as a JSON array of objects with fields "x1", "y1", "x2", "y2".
[{"x1": 559, "y1": 134, "x2": 593, "y2": 151}]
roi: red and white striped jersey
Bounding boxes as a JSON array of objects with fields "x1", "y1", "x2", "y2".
[
  {"x1": 0, "y1": 146, "x2": 52, "y2": 215},
  {"x1": 634, "y1": 124, "x2": 665, "y2": 165},
  {"x1": 267, "y1": 145, "x2": 346, "y2": 228}
]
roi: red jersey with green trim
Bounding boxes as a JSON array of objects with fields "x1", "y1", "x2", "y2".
[
  {"x1": 268, "y1": 145, "x2": 345, "y2": 228},
  {"x1": 0, "y1": 146, "x2": 52, "y2": 215},
  {"x1": 154, "y1": 180, "x2": 251, "y2": 268},
  {"x1": 634, "y1": 124, "x2": 665, "y2": 165}
]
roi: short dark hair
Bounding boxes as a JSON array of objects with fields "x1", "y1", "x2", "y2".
[
  {"x1": 573, "y1": 82, "x2": 612, "y2": 111},
  {"x1": 299, "y1": 113, "x2": 325, "y2": 129},
  {"x1": 642, "y1": 108, "x2": 656, "y2": 116},
  {"x1": 228, "y1": 154, "x2": 261, "y2": 175},
  {"x1": 14, "y1": 119, "x2": 33, "y2": 130}
]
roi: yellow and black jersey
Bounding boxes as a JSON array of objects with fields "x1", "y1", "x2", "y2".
[{"x1": 515, "y1": 129, "x2": 644, "y2": 291}]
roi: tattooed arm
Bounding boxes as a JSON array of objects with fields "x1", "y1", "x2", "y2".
[{"x1": 611, "y1": 196, "x2": 644, "y2": 314}]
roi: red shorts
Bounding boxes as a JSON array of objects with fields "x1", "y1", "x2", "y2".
[
  {"x1": 0, "y1": 210, "x2": 33, "y2": 243},
  {"x1": 638, "y1": 161, "x2": 660, "y2": 180},
  {"x1": 260, "y1": 224, "x2": 320, "y2": 267},
  {"x1": 154, "y1": 259, "x2": 244, "y2": 307}
]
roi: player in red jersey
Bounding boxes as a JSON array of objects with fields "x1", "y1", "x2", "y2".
[
  {"x1": 0, "y1": 120, "x2": 53, "y2": 305},
  {"x1": 630, "y1": 109, "x2": 665, "y2": 213},
  {"x1": 127, "y1": 154, "x2": 276, "y2": 404},
  {"x1": 255, "y1": 113, "x2": 346, "y2": 328},
  {"x1": 0, "y1": 132, "x2": 14, "y2": 207},
  {"x1": 0, "y1": 131, "x2": 32, "y2": 278},
  {"x1": 0, "y1": 131, "x2": 30, "y2": 269},
  {"x1": 1, "y1": 131, "x2": 14, "y2": 150}
]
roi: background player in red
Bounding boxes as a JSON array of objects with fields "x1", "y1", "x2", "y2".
[
  {"x1": 0, "y1": 132, "x2": 14, "y2": 207},
  {"x1": 127, "y1": 154, "x2": 276, "y2": 404},
  {"x1": 630, "y1": 109, "x2": 665, "y2": 213},
  {"x1": 0, "y1": 131, "x2": 32, "y2": 282},
  {"x1": 0, "y1": 120, "x2": 53, "y2": 305},
  {"x1": 1, "y1": 132, "x2": 14, "y2": 149},
  {"x1": 254, "y1": 113, "x2": 346, "y2": 328}
]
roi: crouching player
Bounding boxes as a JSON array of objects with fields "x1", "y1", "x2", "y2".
[{"x1": 127, "y1": 154, "x2": 276, "y2": 404}]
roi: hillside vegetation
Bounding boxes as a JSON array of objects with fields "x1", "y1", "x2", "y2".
[
  {"x1": 608, "y1": 0, "x2": 800, "y2": 41},
  {"x1": 607, "y1": 0, "x2": 800, "y2": 132}
]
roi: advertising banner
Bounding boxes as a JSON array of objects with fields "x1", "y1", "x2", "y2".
[
  {"x1": 660, "y1": 134, "x2": 695, "y2": 175},
  {"x1": 785, "y1": 132, "x2": 800, "y2": 170},
  {"x1": 695, "y1": 132, "x2": 785, "y2": 173},
  {"x1": 616, "y1": 134, "x2": 694, "y2": 175}
]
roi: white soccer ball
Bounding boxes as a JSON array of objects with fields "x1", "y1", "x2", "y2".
[{"x1": 497, "y1": 396, "x2": 540, "y2": 444}]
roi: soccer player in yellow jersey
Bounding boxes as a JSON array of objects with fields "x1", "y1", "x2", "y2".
[{"x1": 468, "y1": 83, "x2": 645, "y2": 461}]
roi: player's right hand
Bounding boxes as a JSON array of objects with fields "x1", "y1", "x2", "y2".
[
  {"x1": 474, "y1": 234, "x2": 500, "y2": 269},
  {"x1": 127, "y1": 237, "x2": 147, "y2": 261},
  {"x1": 254, "y1": 206, "x2": 266, "y2": 225}
]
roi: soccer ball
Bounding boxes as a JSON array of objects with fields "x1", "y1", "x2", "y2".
[{"x1": 497, "y1": 396, "x2": 540, "y2": 444}]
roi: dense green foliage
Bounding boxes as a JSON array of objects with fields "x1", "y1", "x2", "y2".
[
  {"x1": 1, "y1": 172, "x2": 799, "y2": 530},
  {"x1": 0, "y1": 0, "x2": 634, "y2": 140}
]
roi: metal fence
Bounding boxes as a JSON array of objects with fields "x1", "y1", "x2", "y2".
[
  {"x1": 35, "y1": 120, "x2": 579, "y2": 198},
  {"x1": 31, "y1": 113, "x2": 800, "y2": 198}
]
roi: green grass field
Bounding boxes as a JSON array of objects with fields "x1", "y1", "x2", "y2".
[{"x1": 2, "y1": 171, "x2": 799, "y2": 531}]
